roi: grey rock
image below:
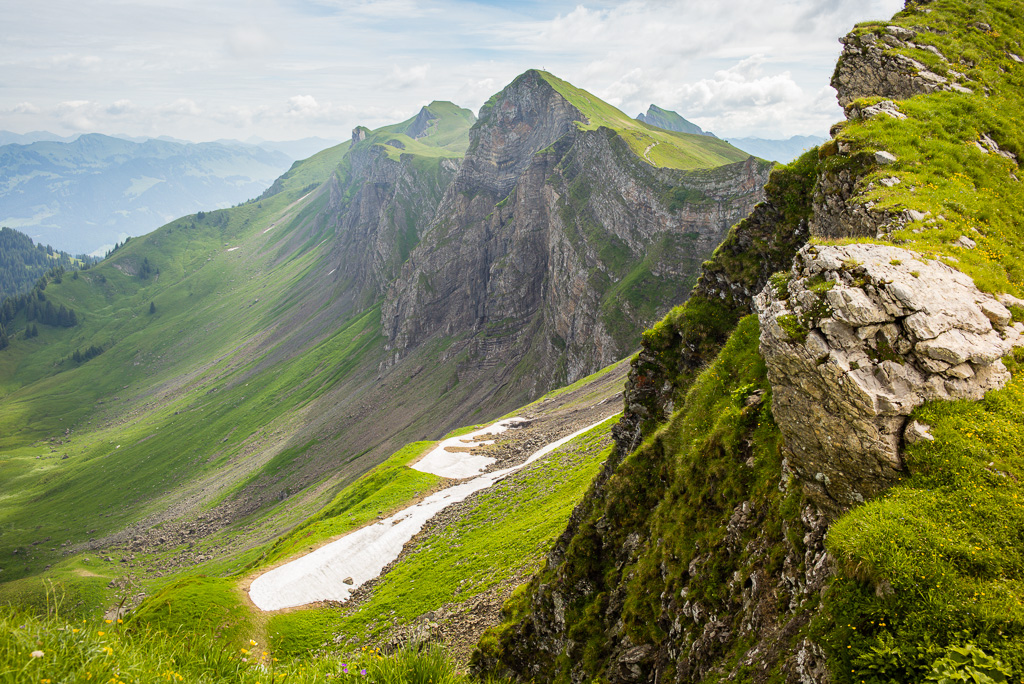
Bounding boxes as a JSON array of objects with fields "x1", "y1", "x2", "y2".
[
  {"x1": 904, "y1": 420, "x2": 935, "y2": 444},
  {"x1": 875, "y1": 150, "x2": 898, "y2": 165},
  {"x1": 854, "y1": 99, "x2": 907, "y2": 121},
  {"x1": 382, "y1": 70, "x2": 770, "y2": 398},
  {"x1": 832, "y1": 28, "x2": 972, "y2": 109},
  {"x1": 756, "y1": 243, "x2": 1023, "y2": 514}
]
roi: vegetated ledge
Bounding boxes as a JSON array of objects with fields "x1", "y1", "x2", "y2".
[{"x1": 473, "y1": 0, "x2": 1024, "y2": 682}]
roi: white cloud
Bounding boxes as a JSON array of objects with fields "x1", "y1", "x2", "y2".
[
  {"x1": 54, "y1": 100, "x2": 100, "y2": 131},
  {"x1": 676, "y1": 56, "x2": 804, "y2": 115},
  {"x1": 10, "y1": 102, "x2": 40, "y2": 115},
  {"x1": 106, "y1": 99, "x2": 136, "y2": 116},
  {"x1": 160, "y1": 99, "x2": 203, "y2": 117},
  {"x1": 48, "y1": 53, "x2": 102, "y2": 70},
  {"x1": 225, "y1": 25, "x2": 276, "y2": 59},
  {"x1": 390, "y1": 64, "x2": 432, "y2": 89},
  {"x1": 0, "y1": 0, "x2": 905, "y2": 141}
]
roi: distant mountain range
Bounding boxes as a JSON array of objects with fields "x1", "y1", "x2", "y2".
[
  {"x1": 0, "y1": 132, "x2": 339, "y2": 254},
  {"x1": 635, "y1": 105, "x2": 826, "y2": 162}
]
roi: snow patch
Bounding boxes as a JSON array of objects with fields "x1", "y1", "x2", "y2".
[
  {"x1": 226, "y1": 247, "x2": 239, "y2": 252},
  {"x1": 411, "y1": 417, "x2": 527, "y2": 479},
  {"x1": 247, "y1": 415, "x2": 615, "y2": 611}
]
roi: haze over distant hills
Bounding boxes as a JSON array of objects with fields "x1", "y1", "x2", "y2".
[
  {"x1": 635, "y1": 104, "x2": 826, "y2": 162},
  {"x1": 0, "y1": 132, "x2": 339, "y2": 254}
]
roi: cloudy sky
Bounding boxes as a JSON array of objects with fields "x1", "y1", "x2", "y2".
[{"x1": 1, "y1": 0, "x2": 903, "y2": 144}]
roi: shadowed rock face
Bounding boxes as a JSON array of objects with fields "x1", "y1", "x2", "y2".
[
  {"x1": 320, "y1": 143, "x2": 461, "y2": 316},
  {"x1": 756, "y1": 243, "x2": 1024, "y2": 514},
  {"x1": 382, "y1": 70, "x2": 771, "y2": 400}
]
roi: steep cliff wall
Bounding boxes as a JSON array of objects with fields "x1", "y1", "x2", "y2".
[
  {"x1": 382, "y1": 70, "x2": 771, "y2": 401},
  {"x1": 318, "y1": 140, "x2": 461, "y2": 314},
  {"x1": 475, "y1": 1, "x2": 1024, "y2": 682}
]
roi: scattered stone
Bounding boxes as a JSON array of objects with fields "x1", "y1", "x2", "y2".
[
  {"x1": 343, "y1": 577, "x2": 354, "y2": 585},
  {"x1": 880, "y1": 176, "x2": 901, "y2": 187},
  {"x1": 875, "y1": 150, "x2": 898, "y2": 165},
  {"x1": 905, "y1": 420, "x2": 935, "y2": 444},
  {"x1": 858, "y1": 99, "x2": 907, "y2": 120},
  {"x1": 957, "y1": 235, "x2": 977, "y2": 249}
]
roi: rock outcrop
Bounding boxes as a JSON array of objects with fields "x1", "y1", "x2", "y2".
[
  {"x1": 756, "y1": 243, "x2": 1023, "y2": 514},
  {"x1": 831, "y1": 26, "x2": 972, "y2": 108},
  {"x1": 382, "y1": 70, "x2": 771, "y2": 398}
]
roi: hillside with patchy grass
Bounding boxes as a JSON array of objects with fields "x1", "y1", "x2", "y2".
[
  {"x1": 474, "y1": 1, "x2": 1024, "y2": 682},
  {"x1": 0, "y1": 102, "x2": 478, "y2": 611},
  {"x1": 0, "y1": 68, "x2": 765, "y2": 640}
]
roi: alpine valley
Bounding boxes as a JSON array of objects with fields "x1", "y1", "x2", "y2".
[{"x1": 2, "y1": 1, "x2": 1024, "y2": 683}]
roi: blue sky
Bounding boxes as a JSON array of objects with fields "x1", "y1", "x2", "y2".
[{"x1": 0, "y1": 0, "x2": 903, "y2": 143}]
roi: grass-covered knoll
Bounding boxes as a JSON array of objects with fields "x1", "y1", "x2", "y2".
[
  {"x1": 0, "y1": 601, "x2": 491, "y2": 684},
  {"x1": 269, "y1": 418, "x2": 617, "y2": 658},
  {"x1": 536, "y1": 71, "x2": 753, "y2": 170},
  {"x1": 361, "y1": 101, "x2": 475, "y2": 161},
  {"x1": 824, "y1": 0, "x2": 1024, "y2": 296}
]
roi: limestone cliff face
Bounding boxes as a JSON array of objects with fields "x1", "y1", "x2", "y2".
[
  {"x1": 831, "y1": 25, "x2": 974, "y2": 108},
  {"x1": 382, "y1": 70, "x2": 771, "y2": 398},
  {"x1": 320, "y1": 139, "x2": 460, "y2": 314}
]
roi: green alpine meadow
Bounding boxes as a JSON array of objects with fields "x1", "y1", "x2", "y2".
[{"x1": 2, "y1": 0, "x2": 1024, "y2": 682}]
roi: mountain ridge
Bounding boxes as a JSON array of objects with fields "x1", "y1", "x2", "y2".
[{"x1": 0, "y1": 71, "x2": 764, "y2": 611}]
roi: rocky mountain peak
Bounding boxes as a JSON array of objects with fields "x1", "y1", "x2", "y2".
[
  {"x1": 456, "y1": 69, "x2": 584, "y2": 197},
  {"x1": 381, "y1": 69, "x2": 769, "y2": 406},
  {"x1": 405, "y1": 105, "x2": 439, "y2": 139},
  {"x1": 635, "y1": 104, "x2": 711, "y2": 137}
]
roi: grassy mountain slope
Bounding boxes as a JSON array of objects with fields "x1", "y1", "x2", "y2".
[
  {"x1": 537, "y1": 72, "x2": 753, "y2": 170},
  {"x1": 0, "y1": 104, "x2": 477, "y2": 605},
  {"x1": 476, "y1": 0, "x2": 1024, "y2": 682},
  {"x1": 0, "y1": 226, "x2": 93, "y2": 300},
  {"x1": 0, "y1": 353, "x2": 628, "y2": 683}
]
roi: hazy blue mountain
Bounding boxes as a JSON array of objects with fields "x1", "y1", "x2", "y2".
[
  {"x1": 725, "y1": 134, "x2": 826, "y2": 163},
  {"x1": 0, "y1": 131, "x2": 80, "y2": 145},
  {"x1": 0, "y1": 133, "x2": 294, "y2": 254},
  {"x1": 249, "y1": 137, "x2": 341, "y2": 160}
]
